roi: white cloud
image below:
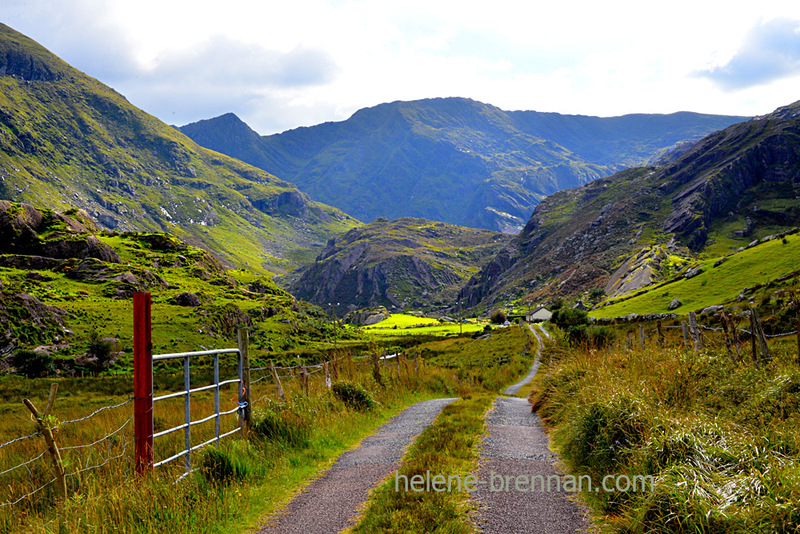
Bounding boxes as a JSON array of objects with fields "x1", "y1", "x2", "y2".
[{"x1": 2, "y1": 0, "x2": 800, "y2": 133}]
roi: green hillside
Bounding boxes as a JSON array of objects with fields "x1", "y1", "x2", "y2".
[
  {"x1": 0, "y1": 23, "x2": 357, "y2": 275},
  {"x1": 180, "y1": 99, "x2": 745, "y2": 232},
  {"x1": 0, "y1": 201, "x2": 357, "y2": 362},
  {"x1": 593, "y1": 231, "x2": 800, "y2": 318}
]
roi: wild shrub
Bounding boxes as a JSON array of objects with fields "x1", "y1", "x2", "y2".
[
  {"x1": 490, "y1": 309, "x2": 507, "y2": 324},
  {"x1": 331, "y1": 382, "x2": 375, "y2": 411},
  {"x1": 586, "y1": 326, "x2": 616, "y2": 349},
  {"x1": 12, "y1": 349, "x2": 53, "y2": 378},
  {"x1": 251, "y1": 404, "x2": 312, "y2": 448},
  {"x1": 200, "y1": 447, "x2": 247, "y2": 484},
  {"x1": 559, "y1": 394, "x2": 649, "y2": 477}
]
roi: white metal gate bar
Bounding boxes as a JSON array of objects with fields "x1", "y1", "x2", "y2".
[{"x1": 151, "y1": 348, "x2": 244, "y2": 474}]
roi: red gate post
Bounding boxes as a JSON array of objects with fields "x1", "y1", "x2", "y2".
[{"x1": 134, "y1": 292, "x2": 154, "y2": 475}]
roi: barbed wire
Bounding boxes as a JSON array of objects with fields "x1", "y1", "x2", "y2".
[
  {"x1": 60, "y1": 416, "x2": 132, "y2": 452},
  {"x1": 0, "y1": 478, "x2": 55, "y2": 508},
  {"x1": 0, "y1": 431, "x2": 42, "y2": 451},
  {"x1": 0, "y1": 449, "x2": 47, "y2": 477},
  {"x1": 59, "y1": 397, "x2": 133, "y2": 427}
]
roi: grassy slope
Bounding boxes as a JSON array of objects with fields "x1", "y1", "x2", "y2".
[
  {"x1": 593, "y1": 232, "x2": 800, "y2": 318},
  {"x1": 0, "y1": 24, "x2": 357, "y2": 275}
]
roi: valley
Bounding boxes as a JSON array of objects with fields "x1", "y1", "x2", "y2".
[{"x1": 1, "y1": 18, "x2": 800, "y2": 534}]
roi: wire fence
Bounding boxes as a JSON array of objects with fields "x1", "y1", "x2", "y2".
[{"x1": 0, "y1": 396, "x2": 134, "y2": 510}]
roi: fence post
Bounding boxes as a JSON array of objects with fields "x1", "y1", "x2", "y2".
[
  {"x1": 751, "y1": 307, "x2": 771, "y2": 365},
  {"x1": 23, "y1": 384, "x2": 67, "y2": 501},
  {"x1": 639, "y1": 324, "x2": 645, "y2": 351},
  {"x1": 299, "y1": 365, "x2": 308, "y2": 395},
  {"x1": 269, "y1": 360, "x2": 285, "y2": 400},
  {"x1": 688, "y1": 312, "x2": 702, "y2": 351},
  {"x1": 133, "y1": 292, "x2": 153, "y2": 475},
  {"x1": 372, "y1": 353, "x2": 382, "y2": 384},
  {"x1": 323, "y1": 361, "x2": 332, "y2": 390},
  {"x1": 237, "y1": 328, "x2": 251, "y2": 430}
]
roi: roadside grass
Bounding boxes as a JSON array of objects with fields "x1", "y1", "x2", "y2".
[
  {"x1": 348, "y1": 393, "x2": 494, "y2": 534},
  {"x1": 530, "y1": 323, "x2": 800, "y2": 533},
  {"x1": 593, "y1": 233, "x2": 800, "y2": 318}
]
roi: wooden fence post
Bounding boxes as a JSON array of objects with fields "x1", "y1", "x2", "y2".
[
  {"x1": 639, "y1": 324, "x2": 645, "y2": 351},
  {"x1": 718, "y1": 310, "x2": 736, "y2": 362},
  {"x1": 688, "y1": 312, "x2": 702, "y2": 351},
  {"x1": 656, "y1": 320, "x2": 665, "y2": 346},
  {"x1": 269, "y1": 360, "x2": 285, "y2": 400},
  {"x1": 751, "y1": 307, "x2": 771, "y2": 365},
  {"x1": 237, "y1": 328, "x2": 251, "y2": 430},
  {"x1": 299, "y1": 365, "x2": 308, "y2": 395},
  {"x1": 749, "y1": 310, "x2": 760, "y2": 368},
  {"x1": 414, "y1": 353, "x2": 419, "y2": 376},
  {"x1": 372, "y1": 353, "x2": 382, "y2": 384},
  {"x1": 324, "y1": 361, "x2": 332, "y2": 390},
  {"x1": 23, "y1": 384, "x2": 67, "y2": 501},
  {"x1": 680, "y1": 321, "x2": 688, "y2": 349},
  {"x1": 133, "y1": 292, "x2": 153, "y2": 476}
]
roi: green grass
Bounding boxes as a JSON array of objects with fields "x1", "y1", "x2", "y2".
[
  {"x1": 593, "y1": 233, "x2": 800, "y2": 318},
  {"x1": 362, "y1": 313, "x2": 442, "y2": 329},
  {"x1": 360, "y1": 314, "x2": 487, "y2": 338}
]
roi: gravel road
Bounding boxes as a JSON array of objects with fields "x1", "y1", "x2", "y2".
[
  {"x1": 255, "y1": 397, "x2": 457, "y2": 534},
  {"x1": 502, "y1": 324, "x2": 544, "y2": 396},
  {"x1": 474, "y1": 324, "x2": 591, "y2": 533}
]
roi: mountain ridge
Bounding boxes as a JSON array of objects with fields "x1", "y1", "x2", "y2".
[{"x1": 180, "y1": 98, "x2": 747, "y2": 232}]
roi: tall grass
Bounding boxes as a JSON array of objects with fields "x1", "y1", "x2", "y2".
[{"x1": 531, "y1": 323, "x2": 800, "y2": 533}]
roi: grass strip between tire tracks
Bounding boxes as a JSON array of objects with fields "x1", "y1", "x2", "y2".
[{"x1": 347, "y1": 393, "x2": 494, "y2": 534}]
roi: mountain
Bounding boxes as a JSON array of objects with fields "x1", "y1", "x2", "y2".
[
  {"x1": 458, "y1": 101, "x2": 800, "y2": 310},
  {"x1": 289, "y1": 217, "x2": 513, "y2": 310},
  {"x1": 179, "y1": 99, "x2": 746, "y2": 233},
  {"x1": 0, "y1": 23, "x2": 357, "y2": 275}
]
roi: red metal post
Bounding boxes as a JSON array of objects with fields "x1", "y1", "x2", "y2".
[{"x1": 133, "y1": 292, "x2": 153, "y2": 475}]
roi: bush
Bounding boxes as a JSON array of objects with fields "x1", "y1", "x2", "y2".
[
  {"x1": 12, "y1": 349, "x2": 54, "y2": 378},
  {"x1": 251, "y1": 405, "x2": 312, "y2": 448},
  {"x1": 199, "y1": 447, "x2": 247, "y2": 484},
  {"x1": 490, "y1": 310, "x2": 507, "y2": 324},
  {"x1": 550, "y1": 307, "x2": 588, "y2": 329},
  {"x1": 86, "y1": 330, "x2": 114, "y2": 373},
  {"x1": 332, "y1": 382, "x2": 375, "y2": 411}
]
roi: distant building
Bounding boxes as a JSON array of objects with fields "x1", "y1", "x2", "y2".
[
  {"x1": 526, "y1": 306, "x2": 552, "y2": 323},
  {"x1": 572, "y1": 301, "x2": 590, "y2": 311}
]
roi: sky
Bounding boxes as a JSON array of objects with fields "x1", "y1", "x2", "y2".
[{"x1": 2, "y1": 1, "x2": 800, "y2": 135}]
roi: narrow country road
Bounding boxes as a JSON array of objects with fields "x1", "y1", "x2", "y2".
[
  {"x1": 473, "y1": 324, "x2": 591, "y2": 533},
  {"x1": 502, "y1": 323, "x2": 544, "y2": 395},
  {"x1": 255, "y1": 398, "x2": 457, "y2": 534}
]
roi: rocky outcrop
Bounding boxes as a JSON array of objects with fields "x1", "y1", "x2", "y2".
[
  {"x1": 0, "y1": 292, "x2": 69, "y2": 350},
  {"x1": 172, "y1": 292, "x2": 202, "y2": 307},
  {"x1": 0, "y1": 201, "x2": 120, "y2": 262},
  {"x1": 344, "y1": 306, "x2": 390, "y2": 326}
]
